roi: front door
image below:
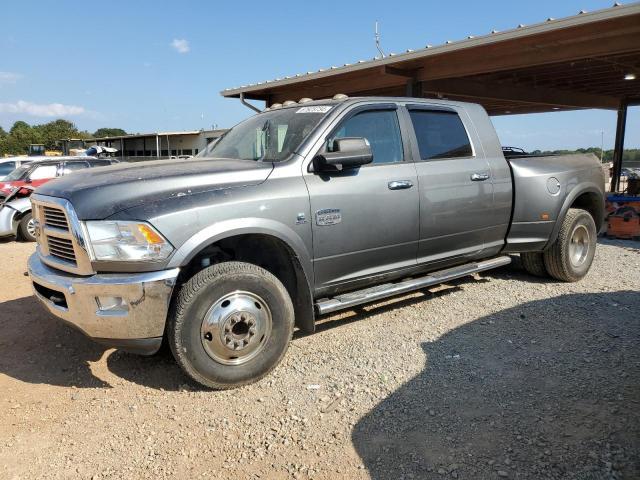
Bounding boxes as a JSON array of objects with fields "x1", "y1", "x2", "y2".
[
  {"x1": 303, "y1": 106, "x2": 419, "y2": 290},
  {"x1": 405, "y1": 105, "x2": 495, "y2": 266}
]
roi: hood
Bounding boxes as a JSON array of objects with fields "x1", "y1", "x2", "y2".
[{"x1": 36, "y1": 158, "x2": 274, "y2": 219}]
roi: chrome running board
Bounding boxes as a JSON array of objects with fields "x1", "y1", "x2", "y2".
[{"x1": 314, "y1": 256, "x2": 511, "y2": 315}]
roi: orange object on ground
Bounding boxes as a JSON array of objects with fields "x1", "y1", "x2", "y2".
[{"x1": 607, "y1": 206, "x2": 640, "y2": 240}]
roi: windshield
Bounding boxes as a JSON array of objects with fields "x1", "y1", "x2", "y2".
[
  {"x1": 198, "y1": 105, "x2": 332, "y2": 161},
  {"x1": 4, "y1": 164, "x2": 30, "y2": 181}
]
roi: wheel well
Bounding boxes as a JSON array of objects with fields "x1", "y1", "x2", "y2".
[
  {"x1": 178, "y1": 234, "x2": 315, "y2": 333},
  {"x1": 570, "y1": 192, "x2": 604, "y2": 230}
]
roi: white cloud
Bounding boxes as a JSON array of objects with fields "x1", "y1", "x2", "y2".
[
  {"x1": 171, "y1": 38, "x2": 190, "y2": 54},
  {"x1": 0, "y1": 72, "x2": 22, "y2": 86},
  {"x1": 0, "y1": 100, "x2": 85, "y2": 117}
]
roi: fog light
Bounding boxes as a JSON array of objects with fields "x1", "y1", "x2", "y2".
[{"x1": 96, "y1": 296, "x2": 128, "y2": 312}]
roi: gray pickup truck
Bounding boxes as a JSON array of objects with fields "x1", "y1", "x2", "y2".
[{"x1": 28, "y1": 97, "x2": 604, "y2": 389}]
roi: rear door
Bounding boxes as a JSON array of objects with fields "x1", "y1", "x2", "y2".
[
  {"x1": 405, "y1": 105, "x2": 495, "y2": 266},
  {"x1": 303, "y1": 104, "x2": 419, "y2": 290}
]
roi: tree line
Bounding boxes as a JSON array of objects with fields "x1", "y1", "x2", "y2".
[
  {"x1": 0, "y1": 119, "x2": 126, "y2": 156},
  {"x1": 530, "y1": 147, "x2": 640, "y2": 163}
]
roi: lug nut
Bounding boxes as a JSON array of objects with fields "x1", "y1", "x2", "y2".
[
  {"x1": 203, "y1": 332, "x2": 213, "y2": 341},
  {"x1": 249, "y1": 328, "x2": 256, "y2": 336}
]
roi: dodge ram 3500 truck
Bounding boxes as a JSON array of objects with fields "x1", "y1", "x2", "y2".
[{"x1": 28, "y1": 97, "x2": 604, "y2": 389}]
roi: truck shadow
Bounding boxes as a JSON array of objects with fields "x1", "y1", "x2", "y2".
[
  {"x1": 0, "y1": 296, "x2": 112, "y2": 388},
  {"x1": 351, "y1": 290, "x2": 640, "y2": 480},
  {"x1": 0, "y1": 295, "x2": 187, "y2": 390}
]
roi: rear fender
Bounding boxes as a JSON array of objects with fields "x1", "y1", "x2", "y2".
[{"x1": 546, "y1": 183, "x2": 604, "y2": 248}]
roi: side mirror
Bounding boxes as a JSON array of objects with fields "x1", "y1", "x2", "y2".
[{"x1": 312, "y1": 137, "x2": 373, "y2": 172}]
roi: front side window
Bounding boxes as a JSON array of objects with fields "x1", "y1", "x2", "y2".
[
  {"x1": 409, "y1": 110, "x2": 473, "y2": 160},
  {"x1": 28, "y1": 164, "x2": 58, "y2": 180},
  {"x1": 4, "y1": 165, "x2": 30, "y2": 181},
  {"x1": 199, "y1": 106, "x2": 332, "y2": 161},
  {"x1": 329, "y1": 110, "x2": 403, "y2": 164}
]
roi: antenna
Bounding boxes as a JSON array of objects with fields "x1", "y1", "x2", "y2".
[{"x1": 375, "y1": 21, "x2": 385, "y2": 58}]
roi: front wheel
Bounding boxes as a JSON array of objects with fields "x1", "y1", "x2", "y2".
[
  {"x1": 18, "y1": 212, "x2": 36, "y2": 242},
  {"x1": 168, "y1": 261, "x2": 294, "y2": 389},
  {"x1": 543, "y1": 208, "x2": 597, "y2": 282}
]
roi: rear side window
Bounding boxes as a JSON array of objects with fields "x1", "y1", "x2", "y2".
[
  {"x1": 88, "y1": 160, "x2": 111, "y2": 167},
  {"x1": 62, "y1": 162, "x2": 89, "y2": 175},
  {"x1": 409, "y1": 110, "x2": 473, "y2": 160},
  {"x1": 330, "y1": 110, "x2": 403, "y2": 164}
]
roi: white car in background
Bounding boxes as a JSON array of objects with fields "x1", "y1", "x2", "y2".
[{"x1": 0, "y1": 157, "x2": 35, "y2": 180}]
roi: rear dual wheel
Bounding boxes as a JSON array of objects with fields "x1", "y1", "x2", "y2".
[
  {"x1": 168, "y1": 261, "x2": 294, "y2": 389},
  {"x1": 521, "y1": 208, "x2": 597, "y2": 282}
]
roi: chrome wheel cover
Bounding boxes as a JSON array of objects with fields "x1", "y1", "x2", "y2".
[
  {"x1": 26, "y1": 217, "x2": 36, "y2": 238},
  {"x1": 200, "y1": 291, "x2": 272, "y2": 365},
  {"x1": 569, "y1": 224, "x2": 590, "y2": 267}
]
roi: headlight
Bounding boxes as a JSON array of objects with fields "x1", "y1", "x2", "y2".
[{"x1": 84, "y1": 221, "x2": 174, "y2": 261}]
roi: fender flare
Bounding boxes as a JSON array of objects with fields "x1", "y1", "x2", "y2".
[
  {"x1": 546, "y1": 182, "x2": 604, "y2": 248},
  {"x1": 167, "y1": 217, "x2": 316, "y2": 332}
]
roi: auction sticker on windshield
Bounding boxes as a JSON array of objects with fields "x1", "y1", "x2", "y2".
[{"x1": 296, "y1": 106, "x2": 332, "y2": 113}]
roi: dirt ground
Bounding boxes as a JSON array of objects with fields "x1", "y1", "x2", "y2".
[{"x1": 0, "y1": 238, "x2": 638, "y2": 479}]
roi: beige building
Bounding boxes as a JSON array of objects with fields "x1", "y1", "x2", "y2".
[{"x1": 87, "y1": 129, "x2": 227, "y2": 161}]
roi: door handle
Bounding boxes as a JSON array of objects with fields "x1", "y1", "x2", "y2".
[
  {"x1": 388, "y1": 180, "x2": 414, "y2": 190},
  {"x1": 470, "y1": 173, "x2": 490, "y2": 181}
]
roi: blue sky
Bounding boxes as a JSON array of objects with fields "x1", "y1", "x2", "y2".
[{"x1": 1, "y1": 0, "x2": 637, "y2": 151}]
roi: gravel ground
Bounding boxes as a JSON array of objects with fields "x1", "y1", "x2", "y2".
[{"x1": 0, "y1": 238, "x2": 638, "y2": 480}]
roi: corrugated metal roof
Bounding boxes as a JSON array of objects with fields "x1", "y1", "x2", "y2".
[{"x1": 221, "y1": 2, "x2": 639, "y2": 98}]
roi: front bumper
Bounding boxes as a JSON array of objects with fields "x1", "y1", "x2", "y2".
[{"x1": 28, "y1": 253, "x2": 179, "y2": 355}]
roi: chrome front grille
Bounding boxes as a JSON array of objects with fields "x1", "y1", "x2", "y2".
[
  {"x1": 31, "y1": 195, "x2": 94, "y2": 275},
  {"x1": 46, "y1": 236, "x2": 77, "y2": 264},
  {"x1": 42, "y1": 206, "x2": 69, "y2": 230}
]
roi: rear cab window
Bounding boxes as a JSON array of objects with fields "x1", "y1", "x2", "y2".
[{"x1": 408, "y1": 109, "x2": 473, "y2": 160}]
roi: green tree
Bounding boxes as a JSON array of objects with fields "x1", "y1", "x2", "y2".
[{"x1": 93, "y1": 128, "x2": 127, "y2": 138}]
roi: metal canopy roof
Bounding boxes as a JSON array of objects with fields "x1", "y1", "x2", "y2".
[{"x1": 221, "y1": 3, "x2": 640, "y2": 115}]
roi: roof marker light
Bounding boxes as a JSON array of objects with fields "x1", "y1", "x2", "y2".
[
  {"x1": 299, "y1": 98, "x2": 313, "y2": 103},
  {"x1": 625, "y1": 73, "x2": 636, "y2": 80},
  {"x1": 283, "y1": 100, "x2": 297, "y2": 107},
  {"x1": 333, "y1": 94, "x2": 348, "y2": 100}
]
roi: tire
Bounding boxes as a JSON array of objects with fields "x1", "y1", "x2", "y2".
[
  {"x1": 168, "y1": 261, "x2": 294, "y2": 389},
  {"x1": 520, "y1": 252, "x2": 548, "y2": 278},
  {"x1": 18, "y1": 212, "x2": 36, "y2": 242},
  {"x1": 543, "y1": 208, "x2": 597, "y2": 282}
]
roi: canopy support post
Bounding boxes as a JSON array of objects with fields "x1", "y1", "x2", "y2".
[{"x1": 610, "y1": 100, "x2": 628, "y2": 193}]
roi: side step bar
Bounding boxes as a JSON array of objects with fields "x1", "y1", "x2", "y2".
[{"x1": 315, "y1": 256, "x2": 511, "y2": 315}]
